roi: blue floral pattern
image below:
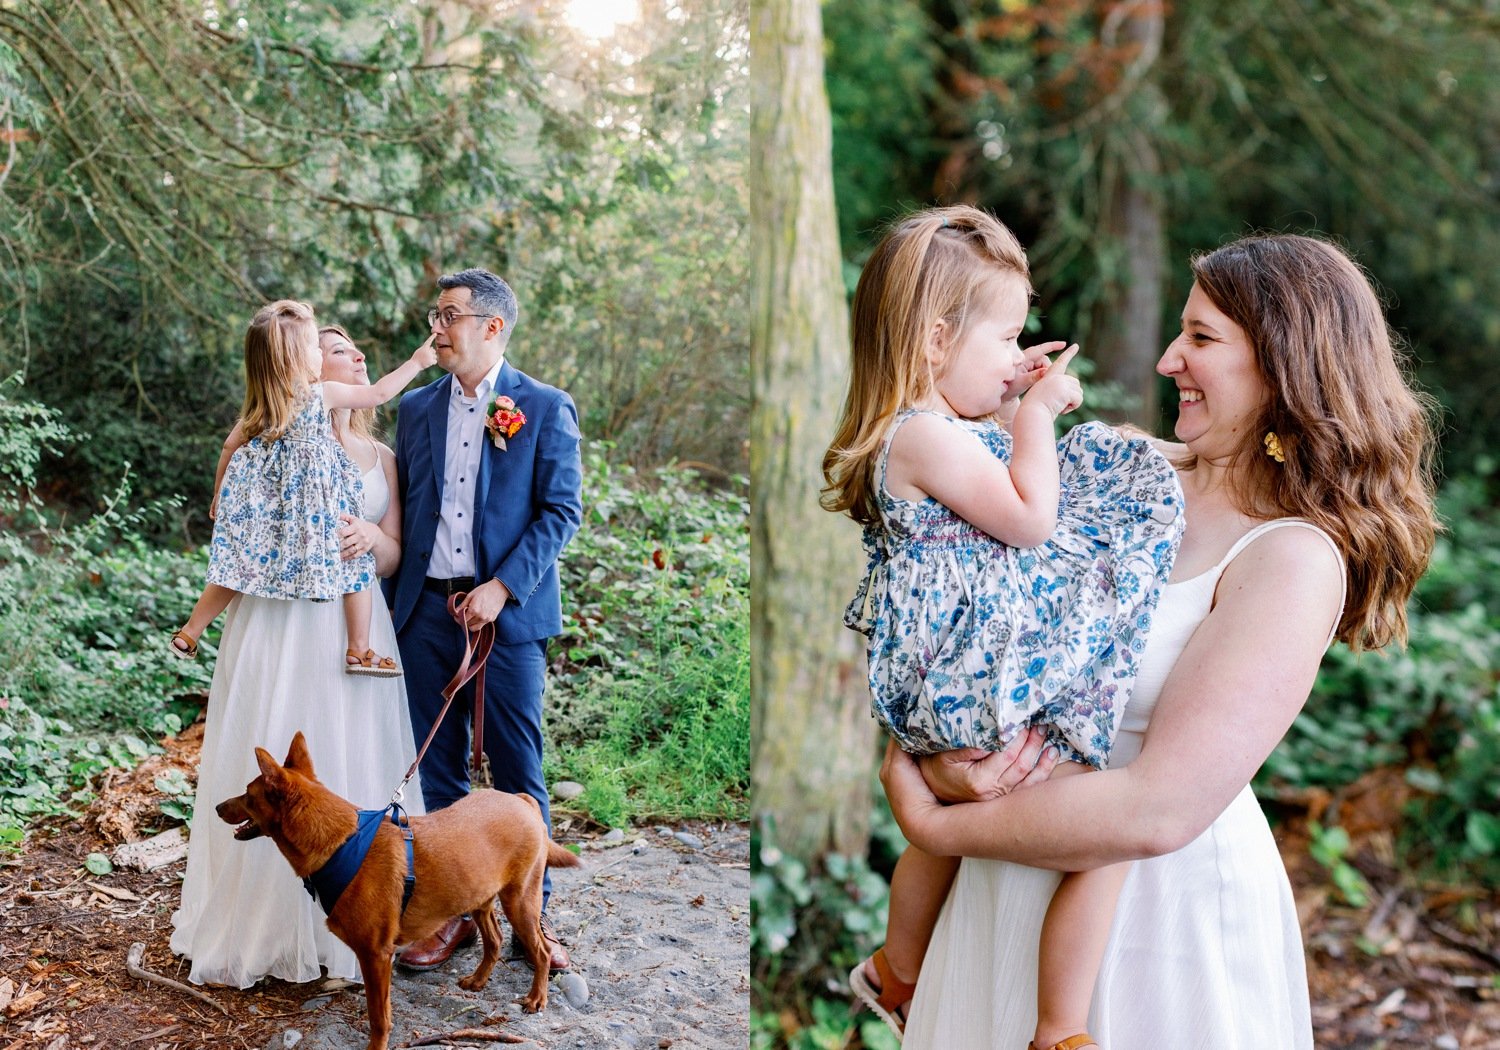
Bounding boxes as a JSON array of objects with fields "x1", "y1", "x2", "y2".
[
  {"x1": 845, "y1": 413, "x2": 1184, "y2": 766},
  {"x1": 207, "y1": 384, "x2": 374, "y2": 601}
]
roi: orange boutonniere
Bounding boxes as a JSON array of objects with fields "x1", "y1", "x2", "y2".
[{"x1": 486, "y1": 395, "x2": 526, "y2": 450}]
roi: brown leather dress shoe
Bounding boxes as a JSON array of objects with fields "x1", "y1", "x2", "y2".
[
  {"x1": 396, "y1": 915, "x2": 478, "y2": 972},
  {"x1": 511, "y1": 912, "x2": 571, "y2": 971},
  {"x1": 540, "y1": 912, "x2": 570, "y2": 971}
]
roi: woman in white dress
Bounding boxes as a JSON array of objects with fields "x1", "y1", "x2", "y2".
[
  {"x1": 171, "y1": 325, "x2": 424, "y2": 987},
  {"x1": 879, "y1": 235, "x2": 1439, "y2": 1049}
]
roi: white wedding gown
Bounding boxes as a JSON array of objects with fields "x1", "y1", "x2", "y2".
[
  {"x1": 904, "y1": 520, "x2": 1340, "y2": 1049},
  {"x1": 170, "y1": 462, "x2": 423, "y2": 987}
]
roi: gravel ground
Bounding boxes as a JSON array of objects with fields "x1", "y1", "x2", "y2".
[{"x1": 291, "y1": 823, "x2": 751, "y2": 1050}]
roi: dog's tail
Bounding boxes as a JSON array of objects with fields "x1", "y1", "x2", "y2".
[
  {"x1": 548, "y1": 841, "x2": 583, "y2": 868},
  {"x1": 516, "y1": 792, "x2": 582, "y2": 867}
]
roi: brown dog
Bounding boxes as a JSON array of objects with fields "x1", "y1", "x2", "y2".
[{"x1": 217, "y1": 732, "x2": 581, "y2": 1050}]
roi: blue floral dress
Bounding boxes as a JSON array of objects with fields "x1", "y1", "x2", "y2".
[
  {"x1": 845, "y1": 412, "x2": 1184, "y2": 766},
  {"x1": 207, "y1": 384, "x2": 374, "y2": 601}
]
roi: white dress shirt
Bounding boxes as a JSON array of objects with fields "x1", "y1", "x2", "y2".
[{"x1": 428, "y1": 357, "x2": 505, "y2": 579}]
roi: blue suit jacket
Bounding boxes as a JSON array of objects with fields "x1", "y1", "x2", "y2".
[{"x1": 387, "y1": 361, "x2": 583, "y2": 643}]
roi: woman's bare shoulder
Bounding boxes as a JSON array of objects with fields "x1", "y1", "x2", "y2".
[{"x1": 1216, "y1": 522, "x2": 1343, "y2": 622}]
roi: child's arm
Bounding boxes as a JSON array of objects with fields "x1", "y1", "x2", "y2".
[
  {"x1": 321, "y1": 335, "x2": 438, "y2": 411},
  {"x1": 889, "y1": 347, "x2": 1082, "y2": 548},
  {"x1": 1003, "y1": 351, "x2": 1084, "y2": 539},
  {"x1": 208, "y1": 420, "x2": 248, "y2": 520}
]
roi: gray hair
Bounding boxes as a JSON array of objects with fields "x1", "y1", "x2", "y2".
[{"x1": 437, "y1": 268, "x2": 518, "y2": 333}]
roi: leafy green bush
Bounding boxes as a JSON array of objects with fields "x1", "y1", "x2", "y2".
[
  {"x1": 752, "y1": 792, "x2": 907, "y2": 1049},
  {"x1": 0, "y1": 521, "x2": 212, "y2": 838},
  {"x1": 0, "y1": 383, "x2": 213, "y2": 841},
  {"x1": 545, "y1": 452, "x2": 750, "y2": 826}
]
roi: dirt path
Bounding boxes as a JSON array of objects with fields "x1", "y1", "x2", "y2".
[
  {"x1": 297, "y1": 825, "x2": 750, "y2": 1050},
  {"x1": 0, "y1": 732, "x2": 749, "y2": 1050}
]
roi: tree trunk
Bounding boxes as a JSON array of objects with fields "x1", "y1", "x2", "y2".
[
  {"x1": 1088, "y1": 1, "x2": 1167, "y2": 428},
  {"x1": 749, "y1": 0, "x2": 873, "y2": 860}
]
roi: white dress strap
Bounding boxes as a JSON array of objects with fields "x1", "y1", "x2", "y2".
[{"x1": 1216, "y1": 519, "x2": 1347, "y2": 646}]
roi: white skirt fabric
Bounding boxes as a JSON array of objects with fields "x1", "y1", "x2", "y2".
[
  {"x1": 170, "y1": 486, "x2": 423, "y2": 986},
  {"x1": 903, "y1": 784, "x2": 1312, "y2": 1049}
]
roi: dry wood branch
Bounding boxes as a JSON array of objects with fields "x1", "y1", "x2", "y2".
[
  {"x1": 1426, "y1": 919, "x2": 1500, "y2": 969},
  {"x1": 124, "y1": 942, "x2": 228, "y2": 1015},
  {"x1": 401, "y1": 1030, "x2": 535, "y2": 1046}
]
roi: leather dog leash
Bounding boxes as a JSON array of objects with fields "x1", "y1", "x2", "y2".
[{"x1": 391, "y1": 591, "x2": 496, "y2": 805}]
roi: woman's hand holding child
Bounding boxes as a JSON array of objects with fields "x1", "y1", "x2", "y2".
[
  {"x1": 337, "y1": 516, "x2": 381, "y2": 561},
  {"x1": 919, "y1": 727, "x2": 1059, "y2": 803}
]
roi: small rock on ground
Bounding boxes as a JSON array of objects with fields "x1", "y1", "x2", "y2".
[{"x1": 557, "y1": 970, "x2": 590, "y2": 1008}]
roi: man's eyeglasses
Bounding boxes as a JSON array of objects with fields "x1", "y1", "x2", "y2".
[{"x1": 427, "y1": 308, "x2": 495, "y2": 330}]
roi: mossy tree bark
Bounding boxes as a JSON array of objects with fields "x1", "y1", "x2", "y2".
[
  {"x1": 1086, "y1": 0, "x2": 1167, "y2": 427},
  {"x1": 749, "y1": 0, "x2": 873, "y2": 859}
]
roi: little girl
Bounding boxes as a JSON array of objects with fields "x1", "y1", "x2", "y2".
[
  {"x1": 823, "y1": 206, "x2": 1183, "y2": 1050},
  {"x1": 169, "y1": 300, "x2": 436, "y2": 677}
]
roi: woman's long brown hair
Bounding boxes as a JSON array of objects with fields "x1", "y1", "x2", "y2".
[
  {"x1": 822, "y1": 205, "x2": 1032, "y2": 526},
  {"x1": 1191, "y1": 234, "x2": 1439, "y2": 651}
]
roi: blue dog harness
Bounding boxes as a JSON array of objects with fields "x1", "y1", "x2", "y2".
[{"x1": 302, "y1": 803, "x2": 416, "y2": 917}]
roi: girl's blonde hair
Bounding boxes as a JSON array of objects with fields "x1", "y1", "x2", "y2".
[
  {"x1": 241, "y1": 300, "x2": 318, "y2": 442},
  {"x1": 1189, "y1": 234, "x2": 1439, "y2": 651},
  {"x1": 822, "y1": 205, "x2": 1032, "y2": 526},
  {"x1": 317, "y1": 324, "x2": 378, "y2": 444}
]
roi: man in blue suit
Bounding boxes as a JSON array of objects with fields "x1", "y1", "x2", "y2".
[{"x1": 386, "y1": 268, "x2": 583, "y2": 971}]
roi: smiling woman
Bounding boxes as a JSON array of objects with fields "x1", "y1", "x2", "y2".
[
  {"x1": 881, "y1": 234, "x2": 1441, "y2": 1050},
  {"x1": 1157, "y1": 284, "x2": 1271, "y2": 461}
]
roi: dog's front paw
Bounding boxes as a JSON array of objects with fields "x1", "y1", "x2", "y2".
[
  {"x1": 457, "y1": 973, "x2": 489, "y2": 992},
  {"x1": 521, "y1": 990, "x2": 546, "y2": 1013}
]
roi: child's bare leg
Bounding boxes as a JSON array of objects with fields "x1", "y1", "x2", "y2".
[
  {"x1": 1031, "y1": 762, "x2": 1127, "y2": 1050},
  {"x1": 343, "y1": 588, "x2": 372, "y2": 659},
  {"x1": 874, "y1": 844, "x2": 960, "y2": 989},
  {"x1": 343, "y1": 589, "x2": 401, "y2": 676},
  {"x1": 174, "y1": 584, "x2": 237, "y2": 651},
  {"x1": 858, "y1": 747, "x2": 964, "y2": 1024}
]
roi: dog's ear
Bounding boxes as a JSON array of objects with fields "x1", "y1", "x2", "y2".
[
  {"x1": 254, "y1": 747, "x2": 283, "y2": 781},
  {"x1": 284, "y1": 731, "x2": 315, "y2": 776}
]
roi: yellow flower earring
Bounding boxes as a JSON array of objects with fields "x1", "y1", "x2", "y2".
[{"x1": 1263, "y1": 431, "x2": 1286, "y2": 464}]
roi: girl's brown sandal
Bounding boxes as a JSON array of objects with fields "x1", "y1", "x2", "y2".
[
  {"x1": 1028, "y1": 1035, "x2": 1098, "y2": 1050},
  {"x1": 345, "y1": 648, "x2": 403, "y2": 678},
  {"x1": 848, "y1": 947, "x2": 917, "y2": 1041}
]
